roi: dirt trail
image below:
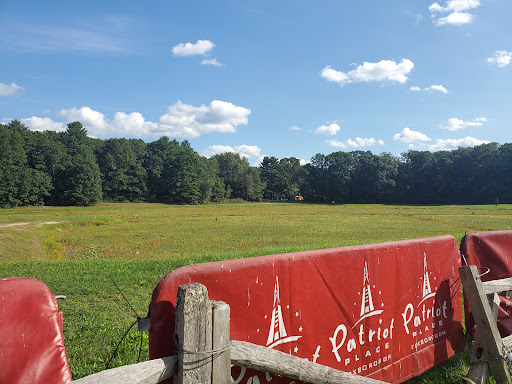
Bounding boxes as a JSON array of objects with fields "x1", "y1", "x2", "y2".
[
  {"x1": 0, "y1": 222, "x2": 63, "y2": 228},
  {"x1": 0, "y1": 223, "x2": 30, "y2": 228},
  {"x1": 35, "y1": 221, "x2": 62, "y2": 227}
]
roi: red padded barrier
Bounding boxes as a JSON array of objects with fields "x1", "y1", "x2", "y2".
[
  {"x1": 461, "y1": 230, "x2": 512, "y2": 337},
  {"x1": 149, "y1": 236, "x2": 465, "y2": 383},
  {"x1": 0, "y1": 277, "x2": 72, "y2": 384}
]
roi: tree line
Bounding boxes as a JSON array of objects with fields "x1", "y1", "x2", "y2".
[{"x1": 1, "y1": 119, "x2": 511, "y2": 208}]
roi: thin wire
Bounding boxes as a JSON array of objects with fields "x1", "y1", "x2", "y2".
[
  {"x1": 460, "y1": 251, "x2": 491, "y2": 277},
  {"x1": 174, "y1": 334, "x2": 231, "y2": 356},
  {"x1": 111, "y1": 278, "x2": 140, "y2": 319},
  {"x1": 179, "y1": 342, "x2": 232, "y2": 355},
  {"x1": 478, "y1": 267, "x2": 491, "y2": 278},
  {"x1": 106, "y1": 318, "x2": 139, "y2": 370},
  {"x1": 461, "y1": 251, "x2": 468, "y2": 266},
  {"x1": 137, "y1": 330, "x2": 144, "y2": 363}
]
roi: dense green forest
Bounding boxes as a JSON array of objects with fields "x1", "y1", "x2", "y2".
[{"x1": 1, "y1": 119, "x2": 511, "y2": 208}]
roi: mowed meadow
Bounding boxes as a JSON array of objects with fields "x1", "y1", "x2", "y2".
[{"x1": 1, "y1": 202, "x2": 512, "y2": 381}]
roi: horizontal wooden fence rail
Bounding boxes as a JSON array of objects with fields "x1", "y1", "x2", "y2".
[
  {"x1": 482, "y1": 277, "x2": 512, "y2": 296},
  {"x1": 231, "y1": 340, "x2": 385, "y2": 384},
  {"x1": 72, "y1": 282, "x2": 387, "y2": 384},
  {"x1": 72, "y1": 340, "x2": 386, "y2": 384},
  {"x1": 70, "y1": 356, "x2": 177, "y2": 384}
]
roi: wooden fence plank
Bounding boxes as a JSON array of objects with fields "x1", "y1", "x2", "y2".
[
  {"x1": 468, "y1": 293, "x2": 501, "y2": 384},
  {"x1": 231, "y1": 340, "x2": 387, "y2": 384},
  {"x1": 502, "y1": 335, "x2": 512, "y2": 351},
  {"x1": 459, "y1": 265, "x2": 511, "y2": 383},
  {"x1": 70, "y1": 356, "x2": 177, "y2": 384},
  {"x1": 482, "y1": 277, "x2": 512, "y2": 295},
  {"x1": 490, "y1": 293, "x2": 501, "y2": 319},
  {"x1": 212, "y1": 301, "x2": 231, "y2": 384},
  {"x1": 174, "y1": 283, "x2": 213, "y2": 384}
]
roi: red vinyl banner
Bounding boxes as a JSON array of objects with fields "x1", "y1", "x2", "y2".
[
  {"x1": 461, "y1": 230, "x2": 512, "y2": 337},
  {"x1": 149, "y1": 236, "x2": 465, "y2": 383}
]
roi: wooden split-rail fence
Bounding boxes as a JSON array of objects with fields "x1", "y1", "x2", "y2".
[
  {"x1": 73, "y1": 282, "x2": 386, "y2": 384},
  {"x1": 73, "y1": 269, "x2": 512, "y2": 384}
]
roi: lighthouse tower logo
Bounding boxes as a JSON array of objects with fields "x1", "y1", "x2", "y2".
[
  {"x1": 419, "y1": 252, "x2": 436, "y2": 306},
  {"x1": 353, "y1": 261, "x2": 383, "y2": 328},
  {"x1": 266, "y1": 276, "x2": 301, "y2": 348},
  {"x1": 361, "y1": 261, "x2": 375, "y2": 316}
]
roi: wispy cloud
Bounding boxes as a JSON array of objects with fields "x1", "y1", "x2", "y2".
[
  {"x1": 0, "y1": 21, "x2": 132, "y2": 53},
  {"x1": 438, "y1": 117, "x2": 486, "y2": 131},
  {"x1": 201, "y1": 58, "x2": 223, "y2": 66},
  {"x1": 410, "y1": 84, "x2": 448, "y2": 94},
  {"x1": 0, "y1": 82, "x2": 23, "y2": 96},
  {"x1": 403, "y1": 9, "x2": 424, "y2": 24},
  {"x1": 327, "y1": 137, "x2": 384, "y2": 149},
  {"x1": 488, "y1": 51, "x2": 512, "y2": 67},
  {"x1": 322, "y1": 59, "x2": 414, "y2": 87},
  {"x1": 429, "y1": 136, "x2": 489, "y2": 151}
]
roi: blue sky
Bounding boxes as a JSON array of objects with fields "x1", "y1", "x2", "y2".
[{"x1": 1, "y1": 0, "x2": 511, "y2": 165}]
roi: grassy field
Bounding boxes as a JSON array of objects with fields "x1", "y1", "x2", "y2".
[{"x1": 1, "y1": 202, "x2": 511, "y2": 381}]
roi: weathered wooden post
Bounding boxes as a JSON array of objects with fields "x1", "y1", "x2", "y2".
[
  {"x1": 174, "y1": 283, "x2": 231, "y2": 384},
  {"x1": 467, "y1": 292, "x2": 501, "y2": 384},
  {"x1": 459, "y1": 265, "x2": 512, "y2": 384},
  {"x1": 212, "y1": 301, "x2": 231, "y2": 384},
  {"x1": 175, "y1": 283, "x2": 213, "y2": 384}
]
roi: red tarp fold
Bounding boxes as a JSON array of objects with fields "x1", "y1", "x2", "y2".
[{"x1": 461, "y1": 230, "x2": 512, "y2": 337}]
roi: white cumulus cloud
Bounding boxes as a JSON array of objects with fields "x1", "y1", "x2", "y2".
[
  {"x1": 0, "y1": 82, "x2": 23, "y2": 95},
  {"x1": 410, "y1": 84, "x2": 448, "y2": 94},
  {"x1": 327, "y1": 137, "x2": 384, "y2": 149},
  {"x1": 109, "y1": 112, "x2": 159, "y2": 138},
  {"x1": 429, "y1": 0, "x2": 479, "y2": 26},
  {"x1": 322, "y1": 59, "x2": 414, "y2": 87},
  {"x1": 202, "y1": 144, "x2": 261, "y2": 159},
  {"x1": 290, "y1": 126, "x2": 302, "y2": 131},
  {"x1": 159, "y1": 100, "x2": 250, "y2": 138},
  {"x1": 315, "y1": 123, "x2": 340, "y2": 135},
  {"x1": 202, "y1": 145, "x2": 236, "y2": 157},
  {"x1": 21, "y1": 100, "x2": 250, "y2": 139},
  {"x1": 234, "y1": 145, "x2": 262, "y2": 158},
  {"x1": 430, "y1": 85, "x2": 449, "y2": 93},
  {"x1": 439, "y1": 117, "x2": 486, "y2": 131},
  {"x1": 488, "y1": 51, "x2": 512, "y2": 67},
  {"x1": 172, "y1": 40, "x2": 215, "y2": 56},
  {"x1": 428, "y1": 136, "x2": 489, "y2": 151},
  {"x1": 58, "y1": 107, "x2": 108, "y2": 131},
  {"x1": 21, "y1": 116, "x2": 66, "y2": 132},
  {"x1": 436, "y1": 12, "x2": 474, "y2": 26},
  {"x1": 393, "y1": 128, "x2": 432, "y2": 143},
  {"x1": 321, "y1": 67, "x2": 350, "y2": 84}
]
